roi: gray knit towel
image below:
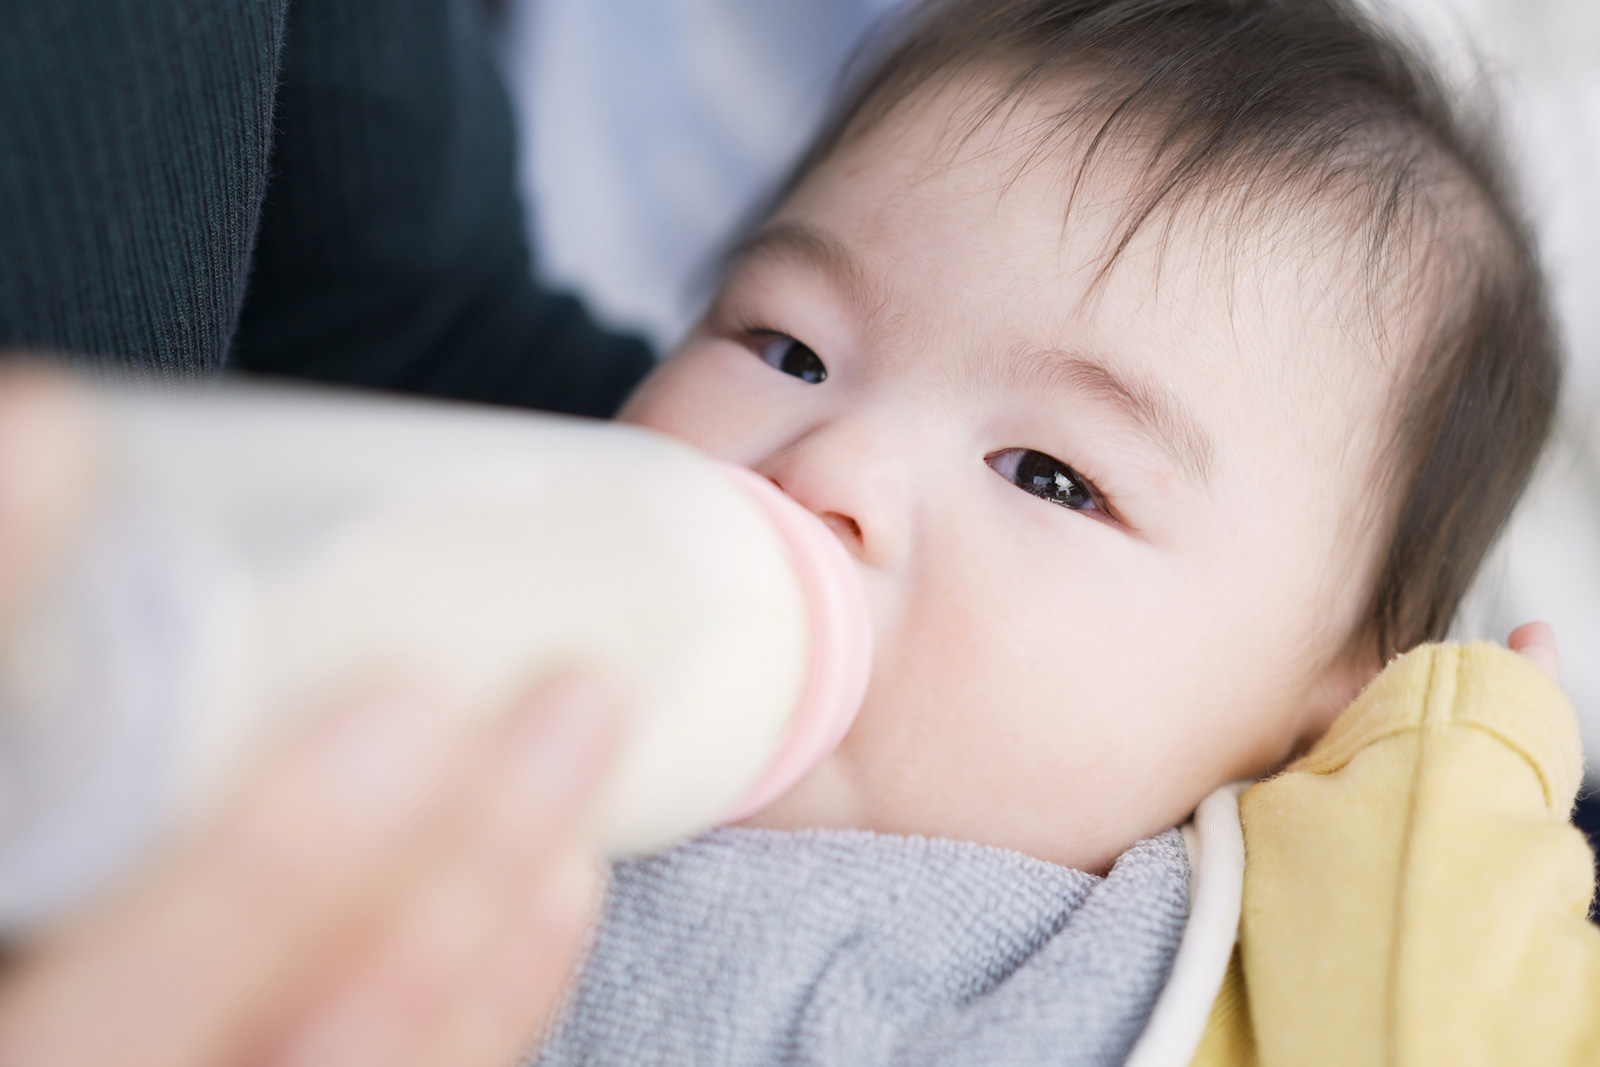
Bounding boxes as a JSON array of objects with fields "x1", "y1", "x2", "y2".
[{"x1": 530, "y1": 826, "x2": 1189, "y2": 1067}]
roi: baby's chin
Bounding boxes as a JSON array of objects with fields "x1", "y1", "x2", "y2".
[
  {"x1": 733, "y1": 754, "x2": 870, "y2": 834},
  {"x1": 730, "y1": 753, "x2": 1075, "y2": 868},
  {"x1": 733, "y1": 741, "x2": 1232, "y2": 875}
]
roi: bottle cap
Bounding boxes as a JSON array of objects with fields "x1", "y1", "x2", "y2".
[{"x1": 714, "y1": 465, "x2": 872, "y2": 822}]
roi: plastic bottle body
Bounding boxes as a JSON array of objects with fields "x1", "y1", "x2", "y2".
[{"x1": 0, "y1": 383, "x2": 837, "y2": 932}]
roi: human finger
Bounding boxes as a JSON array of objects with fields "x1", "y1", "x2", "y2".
[
  {"x1": 0, "y1": 365, "x2": 91, "y2": 628},
  {"x1": 267, "y1": 674, "x2": 618, "y2": 1067},
  {"x1": 0, "y1": 683, "x2": 465, "y2": 1067},
  {"x1": 1507, "y1": 621, "x2": 1560, "y2": 684}
]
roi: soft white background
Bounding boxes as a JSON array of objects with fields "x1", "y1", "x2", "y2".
[{"x1": 495, "y1": 1, "x2": 1600, "y2": 768}]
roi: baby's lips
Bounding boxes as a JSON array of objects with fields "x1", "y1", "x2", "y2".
[{"x1": 713, "y1": 464, "x2": 873, "y2": 822}]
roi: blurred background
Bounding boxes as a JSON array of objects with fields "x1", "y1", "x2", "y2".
[{"x1": 490, "y1": 0, "x2": 1600, "y2": 774}]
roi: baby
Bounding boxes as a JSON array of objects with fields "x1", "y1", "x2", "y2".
[
  {"x1": 541, "y1": 0, "x2": 1565, "y2": 1061},
  {"x1": 622, "y1": 0, "x2": 1555, "y2": 871}
]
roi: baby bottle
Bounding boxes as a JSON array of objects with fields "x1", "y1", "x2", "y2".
[{"x1": 0, "y1": 379, "x2": 872, "y2": 932}]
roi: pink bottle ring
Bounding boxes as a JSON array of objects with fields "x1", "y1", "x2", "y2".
[{"x1": 715, "y1": 465, "x2": 873, "y2": 823}]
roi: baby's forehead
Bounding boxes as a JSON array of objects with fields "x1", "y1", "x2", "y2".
[
  {"x1": 838, "y1": 71, "x2": 1452, "y2": 350},
  {"x1": 801, "y1": 83, "x2": 1420, "y2": 419}
]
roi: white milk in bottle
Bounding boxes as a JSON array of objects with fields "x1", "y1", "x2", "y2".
[{"x1": 0, "y1": 379, "x2": 871, "y2": 932}]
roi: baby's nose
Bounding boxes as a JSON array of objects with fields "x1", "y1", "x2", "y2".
[
  {"x1": 820, "y1": 511, "x2": 863, "y2": 548},
  {"x1": 751, "y1": 423, "x2": 907, "y2": 571}
]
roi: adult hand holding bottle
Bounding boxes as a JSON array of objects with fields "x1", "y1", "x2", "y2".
[{"x1": 0, "y1": 369, "x2": 617, "y2": 1067}]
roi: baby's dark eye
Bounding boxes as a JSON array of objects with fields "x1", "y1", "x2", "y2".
[
  {"x1": 757, "y1": 334, "x2": 827, "y2": 384},
  {"x1": 986, "y1": 448, "x2": 1098, "y2": 512}
]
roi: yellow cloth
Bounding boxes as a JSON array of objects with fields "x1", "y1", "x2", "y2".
[{"x1": 1191, "y1": 642, "x2": 1600, "y2": 1066}]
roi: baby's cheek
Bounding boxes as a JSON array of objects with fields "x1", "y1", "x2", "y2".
[
  {"x1": 620, "y1": 347, "x2": 785, "y2": 461},
  {"x1": 859, "y1": 577, "x2": 1257, "y2": 864},
  {"x1": 616, "y1": 362, "x2": 706, "y2": 437},
  {"x1": 841, "y1": 602, "x2": 1114, "y2": 858}
]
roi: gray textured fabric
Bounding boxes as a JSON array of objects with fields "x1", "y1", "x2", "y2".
[{"x1": 532, "y1": 826, "x2": 1189, "y2": 1067}]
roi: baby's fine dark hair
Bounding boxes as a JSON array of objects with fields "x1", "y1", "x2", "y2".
[{"x1": 769, "y1": 0, "x2": 1560, "y2": 660}]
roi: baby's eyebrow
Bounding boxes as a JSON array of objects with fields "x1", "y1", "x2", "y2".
[
  {"x1": 1015, "y1": 350, "x2": 1216, "y2": 485},
  {"x1": 724, "y1": 222, "x2": 882, "y2": 316}
]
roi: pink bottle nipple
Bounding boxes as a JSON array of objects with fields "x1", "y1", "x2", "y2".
[{"x1": 713, "y1": 465, "x2": 873, "y2": 823}]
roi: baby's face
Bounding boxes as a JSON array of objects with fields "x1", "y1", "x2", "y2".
[{"x1": 621, "y1": 84, "x2": 1398, "y2": 870}]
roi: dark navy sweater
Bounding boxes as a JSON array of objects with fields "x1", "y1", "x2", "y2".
[{"x1": 0, "y1": 0, "x2": 652, "y2": 416}]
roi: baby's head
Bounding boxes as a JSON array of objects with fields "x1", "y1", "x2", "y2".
[{"x1": 622, "y1": 0, "x2": 1559, "y2": 869}]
